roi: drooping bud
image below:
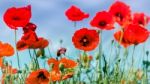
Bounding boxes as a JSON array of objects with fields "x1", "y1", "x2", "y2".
[
  {"x1": 146, "y1": 50, "x2": 149, "y2": 56},
  {"x1": 59, "y1": 63, "x2": 64, "y2": 72},
  {"x1": 23, "y1": 22, "x2": 37, "y2": 33},
  {"x1": 57, "y1": 48, "x2": 67, "y2": 56}
]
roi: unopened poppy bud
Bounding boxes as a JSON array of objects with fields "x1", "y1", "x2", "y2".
[
  {"x1": 60, "y1": 39, "x2": 63, "y2": 44},
  {"x1": 59, "y1": 63, "x2": 64, "y2": 72},
  {"x1": 83, "y1": 56, "x2": 88, "y2": 63},
  {"x1": 146, "y1": 51, "x2": 149, "y2": 56},
  {"x1": 23, "y1": 22, "x2": 37, "y2": 33},
  {"x1": 36, "y1": 50, "x2": 42, "y2": 57},
  {"x1": 36, "y1": 49, "x2": 45, "y2": 58},
  {"x1": 57, "y1": 48, "x2": 67, "y2": 56},
  {"x1": 111, "y1": 39, "x2": 114, "y2": 44},
  {"x1": 95, "y1": 52, "x2": 100, "y2": 60}
]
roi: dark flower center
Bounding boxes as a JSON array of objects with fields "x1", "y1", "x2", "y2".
[
  {"x1": 37, "y1": 71, "x2": 47, "y2": 80},
  {"x1": 72, "y1": 13, "x2": 81, "y2": 17},
  {"x1": 115, "y1": 12, "x2": 123, "y2": 21},
  {"x1": 138, "y1": 20, "x2": 144, "y2": 25},
  {"x1": 98, "y1": 21, "x2": 106, "y2": 27},
  {"x1": 80, "y1": 36, "x2": 90, "y2": 47},
  {"x1": 12, "y1": 16, "x2": 21, "y2": 20}
]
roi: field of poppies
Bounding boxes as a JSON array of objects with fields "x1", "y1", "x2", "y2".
[{"x1": 0, "y1": 1, "x2": 150, "y2": 84}]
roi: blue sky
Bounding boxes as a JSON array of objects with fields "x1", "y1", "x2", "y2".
[{"x1": 0, "y1": 0, "x2": 150, "y2": 70}]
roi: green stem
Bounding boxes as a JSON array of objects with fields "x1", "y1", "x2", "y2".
[
  {"x1": 98, "y1": 30, "x2": 102, "y2": 83},
  {"x1": 28, "y1": 49, "x2": 33, "y2": 60},
  {"x1": 33, "y1": 49, "x2": 40, "y2": 69},
  {"x1": 14, "y1": 30, "x2": 21, "y2": 69},
  {"x1": 131, "y1": 45, "x2": 136, "y2": 69},
  {"x1": 74, "y1": 21, "x2": 76, "y2": 28},
  {"x1": 146, "y1": 51, "x2": 148, "y2": 83},
  {"x1": 48, "y1": 46, "x2": 52, "y2": 58},
  {"x1": 127, "y1": 46, "x2": 136, "y2": 78},
  {"x1": 122, "y1": 48, "x2": 128, "y2": 78}
]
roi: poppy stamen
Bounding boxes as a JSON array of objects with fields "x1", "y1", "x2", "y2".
[
  {"x1": 80, "y1": 36, "x2": 89, "y2": 46},
  {"x1": 138, "y1": 21, "x2": 143, "y2": 25},
  {"x1": 115, "y1": 12, "x2": 123, "y2": 21},
  {"x1": 12, "y1": 16, "x2": 20, "y2": 20},
  {"x1": 99, "y1": 21, "x2": 106, "y2": 26}
]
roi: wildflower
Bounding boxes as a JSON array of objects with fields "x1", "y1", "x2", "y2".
[
  {"x1": 123, "y1": 24, "x2": 149, "y2": 45},
  {"x1": 90, "y1": 11, "x2": 114, "y2": 30},
  {"x1": 59, "y1": 58, "x2": 77, "y2": 68},
  {"x1": 32, "y1": 38, "x2": 49, "y2": 49},
  {"x1": 26, "y1": 69, "x2": 50, "y2": 84},
  {"x1": 0, "y1": 41, "x2": 14, "y2": 57},
  {"x1": 17, "y1": 31, "x2": 49, "y2": 51},
  {"x1": 132, "y1": 13, "x2": 149, "y2": 27},
  {"x1": 114, "y1": 30, "x2": 131, "y2": 48},
  {"x1": 3, "y1": 5, "x2": 31, "y2": 29},
  {"x1": 47, "y1": 58, "x2": 77, "y2": 81},
  {"x1": 65, "y1": 5, "x2": 89, "y2": 21},
  {"x1": 72, "y1": 28, "x2": 99, "y2": 51},
  {"x1": 109, "y1": 1, "x2": 131, "y2": 26}
]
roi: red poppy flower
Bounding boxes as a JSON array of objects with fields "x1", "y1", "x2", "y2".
[
  {"x1": 133, "y1": 13, "x2": 149, "y2": 27},
  {"x1": 72, "y1": 28, "x2": 99, "y2": 51},
  {"x1": 26, "y1": 69, "x2": 50, "y2": 84},
  {"x1": 47, "y1": 58, "x2": 77, "y2": 70},
  {"x1": 17, "y1": 31, "x2": 38, "y2": 50},
  {"x1": 49, "y1": 70, "x2": 61, "y2": 81},
  {"x1": 32, "y1": 37, "x2": 49, "y2": 49},
  {"x1": 47, "y1": 58, "x2": 77, "y2": 81},
  {"x1": 90, "y1": 11, "x2": 115, "y2": 30},
  {"x1": 114, "y1": 30, "x2": 131, "y2": 48},
  {"x1": 47, "y1": 58, "x2": 59, "y2": 71},
  {"x1": 23, "y1": 22, "x2": 37, "y2": 33},
  {"x1": 16, "y1": 40, "x2": 29, "y2": 51},
  {"x1": 17, "y1": 31, "x2": 49, "y2": 51},
  {"x1": 3, "y1": 5, "x2": 31, "y2": 29},
  {"x1": 123, "y1": 24, "x2": 149, "y2": 45},
  {"x1": 109, "y1": 1, "x2": 131, "y2": 26},
  {"x1": 0, "y1": 41, "x2": 14, "y2": 57},
  {"x1": 65, "y1": 5, "x2": 89, "y2": 21},
  {"x1": 59, "y1": 58, "x2": 78, "y2": 68},
  {"x1": 49, "y1": 70, "x2": 74, "y2": 81}
]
